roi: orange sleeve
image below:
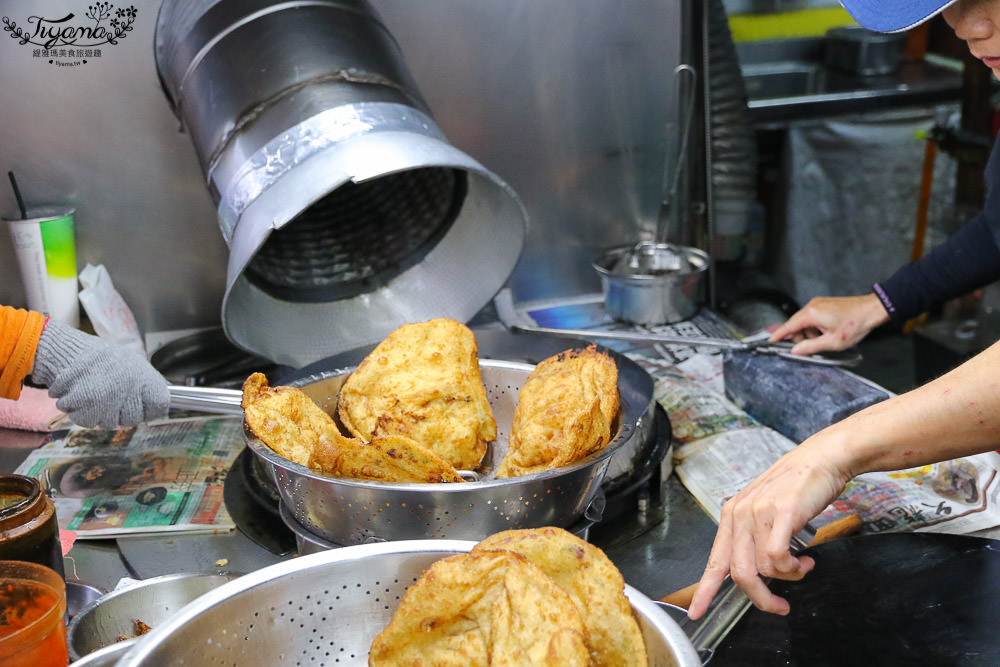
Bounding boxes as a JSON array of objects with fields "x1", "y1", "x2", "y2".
[{"x1": 0, "y1": 306, "x2": 47, "y2": 400}]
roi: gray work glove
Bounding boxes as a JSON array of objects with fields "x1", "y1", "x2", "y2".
[{"x1": 31, "y1": 320, "x2": 170, "y2": 429}]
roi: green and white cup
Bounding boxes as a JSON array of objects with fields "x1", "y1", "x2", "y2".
[{"x1": 5, "y1": 206, "x2": 79, "y2": 327}]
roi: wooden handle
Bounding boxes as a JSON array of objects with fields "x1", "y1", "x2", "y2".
[
  {"x1": 658, "y1": 513, "x2": 863, "y2": 610},
  {"x1": 659, "y1": 582, "x2": 701, "y2": 610},
  {"x1": 811, "y1": 513, "x2": 863, "y2": 544}
]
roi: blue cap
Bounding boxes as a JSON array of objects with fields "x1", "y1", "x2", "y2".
[{"x1": 840, "y1": 0, "x2": 958, "y2": 33}]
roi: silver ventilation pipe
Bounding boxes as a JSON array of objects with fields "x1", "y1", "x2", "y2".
[{"x1": 155, "y1": 0, "x2": 527, "y2": 367}]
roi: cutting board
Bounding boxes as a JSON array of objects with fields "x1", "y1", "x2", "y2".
[{"x1": 710, "y1": 532, "x2": 1000, "y2": 666}]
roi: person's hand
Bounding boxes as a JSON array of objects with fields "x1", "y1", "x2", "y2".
[
  {"x1": 687, "y1": 433, "x2": 854, "y2": 619},
  {"x1": 768, "y1": 293, "x2": 889, "y2": 356},
  {"x1": 30, "y1": 320, "x2": 169, "y2": 429}
]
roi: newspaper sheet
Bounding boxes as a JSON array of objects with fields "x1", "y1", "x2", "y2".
[
  {"x1": 647, "y1": 363, "x2": 1000, "y2": 536},
  {"x1": 15, "y1": 415, "x2": 243, "y2": 538},
  {"x1": 516, "y1": 294, "x2": 1000, "y2": 535}
]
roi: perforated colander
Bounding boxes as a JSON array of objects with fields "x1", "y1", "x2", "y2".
[
  {"x1": 116, "y1": 540, "x2": 701, "y2": 667},
  {"x1": 246, "y1": 359, "x2": 648, "y2": 546}
]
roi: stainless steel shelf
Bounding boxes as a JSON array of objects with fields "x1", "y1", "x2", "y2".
[{"x1": 737, "y1": 38, "x2": 965, "y2": 125}]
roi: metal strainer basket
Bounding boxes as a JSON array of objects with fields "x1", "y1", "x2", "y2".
[
  {"x1": 117, "y1": 540, "x2": 701, "y2": 667},
  {"x1": 246, "y1": 359, "x2": 650, "y2": 546}
]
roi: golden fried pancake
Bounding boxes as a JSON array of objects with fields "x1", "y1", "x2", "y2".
[
  {"x1": 369, "y1": 550, "x2": 589, "y2": 667},
  {"x1": 309, "y1": 433, "x2": 462, "y2": 484},
  {"x1": 338, "y1": 319, "x2": 497, "y2": 470},
  {"x1": 474, "y1": 527, "x2": 647, "y2": 667},
  {"x1": 497, "y1": 345, "x2": 619, "y2": 478},
  {"x1": 242, "y1": 372, "x2": 332, "y2": 467},
  {"x1": 242, "y1": 373, "x2": 462, "y2": 483}
]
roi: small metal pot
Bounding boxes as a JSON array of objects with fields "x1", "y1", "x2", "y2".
[
  {"x1": 66, "y1": 573, "x2": 239, "y2": 661},
  {"x1": 593, "y1": 242, "x2": 710, "y2": 325}
]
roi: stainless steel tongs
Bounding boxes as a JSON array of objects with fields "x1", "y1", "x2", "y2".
[
  {"x1": 660, "y1": 513, "x2": 863, "y2": 664},
  {"x1": 166, "y1": 384, "x2": 488, "y2": 481},
  {"x1": 514, "y1": 325, "x2": 858, "y2": 367},
  {"x1": 168, "y1": 385, "x2": 243, "y2": 415},
  {"x1": 492, "y1": 290, "x2": 861, "y2": 367}
]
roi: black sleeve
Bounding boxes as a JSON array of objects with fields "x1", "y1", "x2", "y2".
[
  {"x1": 874, "y1": 133, "x2": 1000, "y2": 322},
  {"x1": 873, "y1": 213, "x2": 1000, "y2": 321}
]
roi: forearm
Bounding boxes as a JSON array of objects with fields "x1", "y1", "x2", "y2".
[
  {"x1": 856, "y1": 291, "x2": 891, "y2": 330},
  {"x1": 817, "y1": 338, "x2": 1000, "y2": 477},
  {"x1": 0, "y1": 306, "x2": 47, "y2": 400}
]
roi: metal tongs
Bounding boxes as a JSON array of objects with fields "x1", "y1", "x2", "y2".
[
  {"x1": 493, "y1": 289, "x2": 861, "y2": 367},
  {"x1": 666, "y1": 513, "x2": 863, "y2": 664},
  {"x1": 168, "y1": 385, "x2": 243, "y2": 415},
  {"x1": 166, "y1": 384, "x2": 487, "y2": 481},
  {"x1": 677, "y1": 524, "x2": 819, "y2": 664}
]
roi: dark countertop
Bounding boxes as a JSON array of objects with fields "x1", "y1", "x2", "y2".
[{"x1": 600, "y1": 473, "x2": 719, "y2": 600}]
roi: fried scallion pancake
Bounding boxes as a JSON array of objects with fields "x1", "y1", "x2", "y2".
[
  {"x1": 474, "y1": 527, "x2": 647, "y2": 667},
  {"x1": 497, "y1": 345, "x2": 619, "y2": 478},
  {"x1": 241, "y1": 373, "x2": 462, "y2": 483},
  {"x1": 338, "y1": 318, "x2": 497, "y2": 471},
  {"x1": 309, "y1": 433, "x2": 463, "y2": 484},
  {"x1": 241, "y1": 372, "x2": 327, "y2": 468},
  {"x1": 368, "y1": 550, "x2": 589, "y2": 667}
]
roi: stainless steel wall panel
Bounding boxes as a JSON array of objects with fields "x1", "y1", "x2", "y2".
[{"x1": 0, "y1": 0, "x2": 681, "y2": 347}]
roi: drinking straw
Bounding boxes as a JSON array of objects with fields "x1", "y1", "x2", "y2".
[{"x1": 7, "y1": 171, "x2": 27, "y2": 219}]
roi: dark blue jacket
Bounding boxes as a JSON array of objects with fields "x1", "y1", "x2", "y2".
[{"x1": 874, "y1": 133, "x2": 1000, "y2": 320}]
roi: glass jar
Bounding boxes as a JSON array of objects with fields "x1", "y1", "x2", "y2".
[
  {"x1": 0, "y1": 560, "x2": 68, "y2": 667},
  {"x1": 0, "y1": 476, "x2": 62, "y2": 579}
]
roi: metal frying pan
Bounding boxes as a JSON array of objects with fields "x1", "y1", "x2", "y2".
[{"x1": 151, "y1": 328, "x2": 277, "y2": 388}]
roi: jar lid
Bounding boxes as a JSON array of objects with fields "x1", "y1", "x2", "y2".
[{"x1": 0, "y1": 475, "x2": 41, "y2": 522}]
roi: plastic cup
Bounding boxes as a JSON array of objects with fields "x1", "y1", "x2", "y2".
[
  {"x1": 0, "y1": 560, "x2": 68, "y2": 667},
  {"x1": 4, "y1": 207, "x2": 78, "y2": 327}
]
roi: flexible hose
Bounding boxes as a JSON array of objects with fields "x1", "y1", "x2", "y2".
[{"x1": 705, "y1": 0, "x2": 757, "y2": 262}]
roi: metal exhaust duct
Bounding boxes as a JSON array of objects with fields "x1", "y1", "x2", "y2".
[{"x1": 155, "y1": 0, "x2": 527, "y2": 367}]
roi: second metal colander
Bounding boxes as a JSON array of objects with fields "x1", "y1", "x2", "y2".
[{"x1": 116, "y1": 540, "x2": 701, "y2": 667}]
